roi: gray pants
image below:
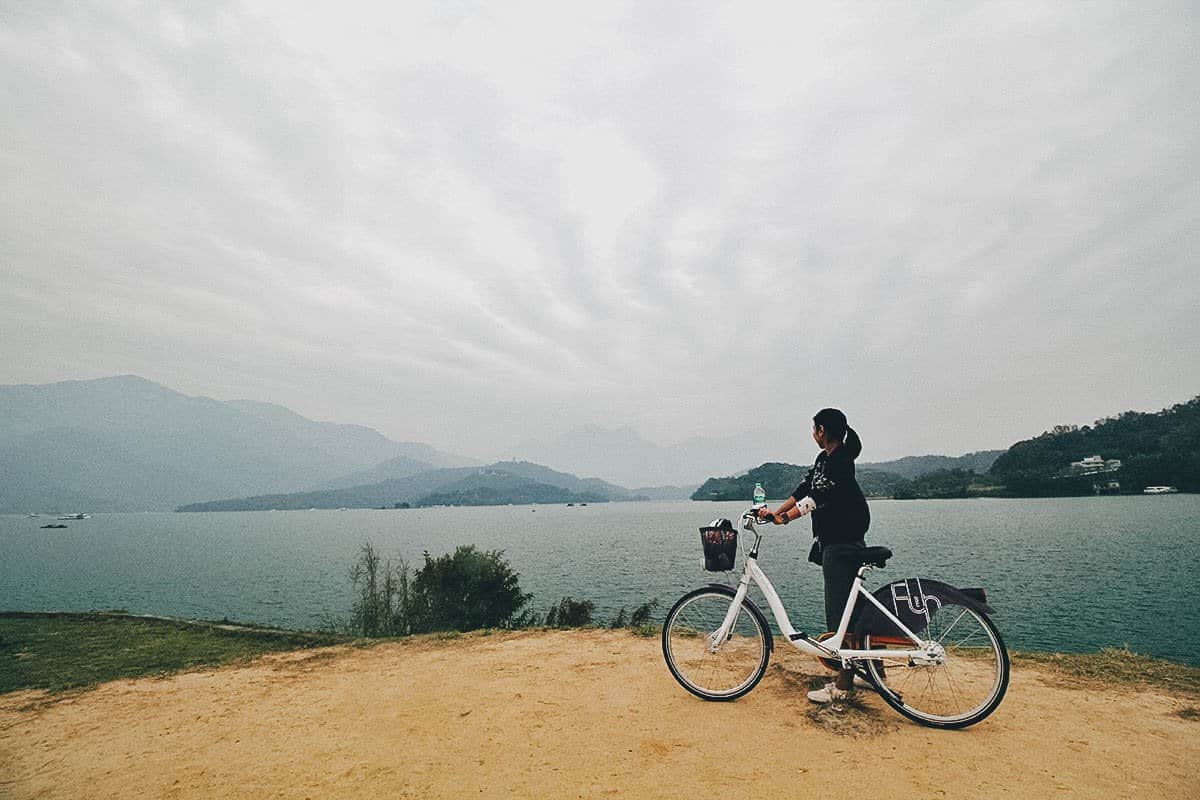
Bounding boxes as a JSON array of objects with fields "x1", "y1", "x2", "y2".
[{"x1": 821, "y1": 540, "x2": 866, "y2": 632}]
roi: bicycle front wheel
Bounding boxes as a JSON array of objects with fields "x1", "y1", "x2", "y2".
[
  {"x1": 865, "y1": 602, "x2": 1009, "y2": 729},
  {"x1": 662, "y1": 587, "x2": 771, "y2": 701}
]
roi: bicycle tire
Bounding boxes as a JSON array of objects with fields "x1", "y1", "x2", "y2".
[
  {"x1": 662, "y1": 586, "x2": 772, "y2": 701},
  {"x1": 864, "y1": 602, "x2": 1009, "y2": 729}
]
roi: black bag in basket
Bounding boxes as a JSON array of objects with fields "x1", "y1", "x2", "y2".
[{"x1": 699, "y1": 518, "x2": 738, "y2": 572}]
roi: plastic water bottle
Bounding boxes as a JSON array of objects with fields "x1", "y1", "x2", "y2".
[{"x1": 753, "y1": 482, "x2": 766, "y2": 506}]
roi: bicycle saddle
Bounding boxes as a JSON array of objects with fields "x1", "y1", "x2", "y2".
[{"x1": 857, "y1": 546, "x2": 893, "y2": 568}]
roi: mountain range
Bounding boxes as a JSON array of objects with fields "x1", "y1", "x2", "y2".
[
  {"x1": 505, "y1": 425, "x2": 794, "y2": 488},
  {"x1": 0, "y1": 376, "x2": 473, "y2": 512},
  {"x1": 859, "y1": 451, "x2": 1005, "y2": 480},
  {"x1": 0, "y1": 375, "x2": 1020, "y2": 513},
  {"x1": 177, "y1": 460, "x2": 640, "y2": 512}
]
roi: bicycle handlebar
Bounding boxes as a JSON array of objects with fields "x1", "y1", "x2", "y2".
[{"x1": 742, "y1": 505, "x2": 775, "y2": 530}]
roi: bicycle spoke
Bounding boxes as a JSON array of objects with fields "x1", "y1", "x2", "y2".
[
  {"x1": 866, "y1": 602, "x2": 1008, "y2": 727},
  {"x1": 663, "y1": 590, "x2": 769, "y2": 700},
  {"x1": 935, "y1": 609, "x2": 969, "y2": 644}
]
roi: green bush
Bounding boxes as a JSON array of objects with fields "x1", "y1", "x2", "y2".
[
  {"x1": 544, "y1": 597, "x2": 595, "y2": 628},
  {"x1": 408, "y1": 545, "x2": 534, "y2": 633},
  {"x1": 629, "y1": 599, "x2": 659, "y2": 627},
  {"x1": 608, "y1": 599, "x2": 659, "y2": 629}
]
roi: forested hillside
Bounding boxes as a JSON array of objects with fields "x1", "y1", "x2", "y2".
[
  {"x1": 690, "y1": 462, "x2": 904, "y2": 501},
  {"x1": 988, "y1": 396, "x2": 1200, "y2": 495},
  {"x1": 861, "y1": 450, "x2": 1004, "y2": 480},
  {"x1": 694, "y1": 395, "x2": 1199, "y2": 500}
]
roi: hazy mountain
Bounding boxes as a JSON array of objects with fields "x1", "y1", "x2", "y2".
[
  {"x1": 505, "y1": 425, "x2": 793, "y2": 488},
  {"x1": 485, "y1": 460, "x2": 637, "y2": 500},
  {"x1": 414, "y1": 471, "x2": 612, "y2": 507},
  {"x1": 0, "y1": 375, "x2": 471, "y2": 512},
  {"x1": 322, "y1": 447, "x2": 480, "y2": 490},
  {"x1": 226, "y1": 399, "x2": 475, "y2": 477},
  {"x1": 178, "y1": 467, "x2": 478, "y2": 511},
  {"x1": 860, "y1": 450, "x2": 1005, "y2": 480},
  {"x1": 177, "y1": 460, "x2": 638, "y2": 511},
  {"x1": 321, "y1": 454, "x2": 440, "y2": 489},
  {"x1": 629, "y1": 485, "x2": 697, "y2": 501}
]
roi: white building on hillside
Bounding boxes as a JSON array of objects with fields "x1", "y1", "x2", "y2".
[{"x1": 1070, "y1": 455, "x2": 1122, "y2": 475}]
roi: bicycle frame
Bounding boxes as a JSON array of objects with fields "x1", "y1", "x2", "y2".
[{"x1": 712, "y1": 516, "x2": 940, "y2": 667}]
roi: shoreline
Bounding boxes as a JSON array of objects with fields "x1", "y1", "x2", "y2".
[
  {"x1": 4, "y1": 611, "x2": 1199, "y2": 694},
  {"x1": 9, "y1": 492, "x2": 1195, "y2": 517},
  {"x1": 2, "y1": 627, "x2": 1197, "y2": 799}
]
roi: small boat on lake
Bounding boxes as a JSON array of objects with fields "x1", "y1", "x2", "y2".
[
  {"x1": 1143, "y1": 486, "x2": 1179, "y2": 495},
  {"x1": 41, "y1": 523, "x2": 68, "y2": 529},
  {"x1": 57, "y1": 513, "x2": 90, "y2": 520}
]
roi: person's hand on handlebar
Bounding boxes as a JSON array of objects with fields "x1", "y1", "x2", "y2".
[{"x1": 756, "y1": 508, "x2": 789, "y2": 525}]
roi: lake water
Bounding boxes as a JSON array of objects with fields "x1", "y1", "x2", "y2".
[{"x1": 2, "y1": 496, "x2": 1198, "y2": 664}]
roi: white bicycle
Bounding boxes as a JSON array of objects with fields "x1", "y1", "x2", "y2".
[{"x1": 662, "y1": 508, "x2": 1010, "y2": 729}]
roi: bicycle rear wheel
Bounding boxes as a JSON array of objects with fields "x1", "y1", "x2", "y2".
[
  {"x1": 864, "y1": 602, "x2": 1009, "y2": 729},
  {"x1": 662, "y1": 586, "x2": 771, "y2": 701}
]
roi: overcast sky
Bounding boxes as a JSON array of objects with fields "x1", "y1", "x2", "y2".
[{"x1": 2, "y1": 1, "x2": 1197, "y2": 462}]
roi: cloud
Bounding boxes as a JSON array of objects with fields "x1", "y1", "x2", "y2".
[{"x1": 1, "y1": 1, "x2": 1197, "y2": 460}]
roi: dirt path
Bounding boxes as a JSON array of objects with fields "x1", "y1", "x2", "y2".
[{"x1": 1, "y1": 629, "x2": 1195, "y2": 799}]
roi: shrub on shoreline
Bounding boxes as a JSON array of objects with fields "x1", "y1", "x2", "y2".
[
  {"x1": 349, "y1": 542, "x2": 535, "y2": 636},
  {"x1": 409, "y1": 545, "x2": 535, "y2": 633},
  {"x1": 349, "y1": 543, "x2": 411, "y2": 637},
  {"x1": 348, "y1": 542, "x2": 661, "y2": 637},
  {"x1": 609, "y1": 599, "x2": 659, "y2": 630},
  {"x1": 544, "y1": 597, "x2": 595, "y2": 628}
]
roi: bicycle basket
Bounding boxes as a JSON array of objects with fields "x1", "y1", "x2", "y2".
[{"x1": 699, "y1": 519, "x2": 738, "y2": 571}]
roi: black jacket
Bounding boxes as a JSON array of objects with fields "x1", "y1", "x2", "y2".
[{"x1": 790, "y1": 427, "x2": 870, "y2": 545}]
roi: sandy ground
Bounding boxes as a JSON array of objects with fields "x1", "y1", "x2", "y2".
[{"x1": 1, "y1": 629, "x2": 1196, "y2": 800}]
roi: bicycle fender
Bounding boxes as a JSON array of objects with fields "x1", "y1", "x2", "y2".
[
  {"x1": 704, "y1": 583, "x2": 774, "y2": 654},
  {"x1": 854, "y1": 578, "x2": 994, "y2": 640}
]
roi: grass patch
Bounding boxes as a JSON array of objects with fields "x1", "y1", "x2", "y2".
[
  {"x1": 1012, "y1": 647, "x2": 1200, "y2": 699},
  {"x1": 0, "y1": 612, "x2": 349, "y2": 694}
]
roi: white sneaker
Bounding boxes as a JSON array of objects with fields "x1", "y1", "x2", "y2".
[
  {"x1": 807, "y1": 682, "x2": 852, "y2": 703},
  {"x1": 852, "y1": 674, "x2": 873, "y2": 690}
]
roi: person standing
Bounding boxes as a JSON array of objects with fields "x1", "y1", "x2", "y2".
[{"x1": 759, "y1": 407, "x2": 870, "y2": 702}]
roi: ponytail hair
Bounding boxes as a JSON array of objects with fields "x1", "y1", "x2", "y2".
[{"x1": 843, "y1": 425, "x2": 863, "y2": 460}]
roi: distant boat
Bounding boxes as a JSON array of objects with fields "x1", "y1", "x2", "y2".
[
  {"x1": 1143, "y1": 486, "x2": 1179, "y2": 495},
  {"x1": 57, "y1": 513, "x2": 90, "y2": 520},
  {"x1": 41, "y1": 523, "x2": 68, "y2": 529},
  {"x1": 28, "y1": 513, "x2": 40, "y2": 518}
]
